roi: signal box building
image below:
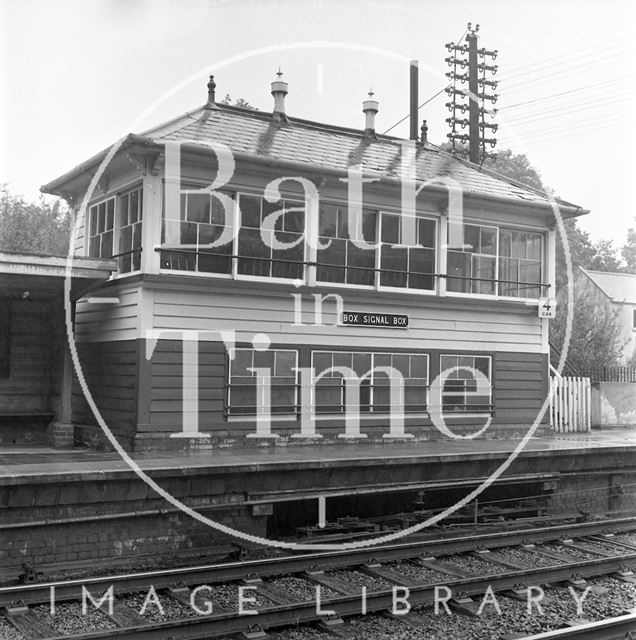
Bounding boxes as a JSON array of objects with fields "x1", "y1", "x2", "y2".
[{"x1": 42, "y1": 76, "x2": 587, "y2": 452}]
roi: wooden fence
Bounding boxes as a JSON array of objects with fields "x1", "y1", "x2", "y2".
[
  {"x1": 579, "y1": 366, "x2": 636, "y2": 383},
  {"x1": 550, "y1": 376, "x2": 591, "y2": 433}
]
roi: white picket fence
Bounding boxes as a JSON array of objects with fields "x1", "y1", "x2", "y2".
[{"x1": 549, "y1": 376, "x2": 591, "y2": 432}]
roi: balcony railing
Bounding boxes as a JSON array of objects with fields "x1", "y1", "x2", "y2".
[{"x1": 157, "y1": 247, "x2": 550, "y2": 297}]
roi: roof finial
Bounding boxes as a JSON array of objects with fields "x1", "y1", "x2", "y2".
[
  {"x1": 271, "y1": 68, "x2": 289, "y2": 123},
  {"x1": 205, "y1": 75, "x2": 218, "y2": 109},
  {"x1": 420, "y1": 119, "x2": 428, "y2": 145}
]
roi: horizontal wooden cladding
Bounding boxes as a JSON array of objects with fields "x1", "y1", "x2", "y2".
[
  {"x1": 151, "y1": 287, "x2": 543, "y2": 353},
  {"x1": 74, "y1": 287, "x2": 140, "y2": 343},
  {"x1": 494, "y1": 351, "x2": 548, "y2": 424},
  {"x1": 144, "y1": 337, "x2": 549, "y2": 431},
  {"x1": 0, "y1": 300, "x2": 51, "y2": 411},
  {"x1": 72, "y1": 340, "x2": 138, "y2": 437}
]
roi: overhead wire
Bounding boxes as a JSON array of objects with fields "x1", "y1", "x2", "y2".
[{"x1": 382, "y1": 26, "x2": 469, "y2": 135}]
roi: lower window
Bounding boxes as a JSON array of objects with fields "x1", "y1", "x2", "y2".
[
  {"x1": 227, "y1": 348, "x2": 298, "y2": 416},
  {"x1": 440, "y1": 355, "x2": 492, "y2": 413},
  {"x1": 311, "y1": 351, "x2": 429, "y2": 414}
]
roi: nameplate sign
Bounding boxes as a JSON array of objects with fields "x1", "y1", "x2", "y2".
[{"x1": 341, "y1": 312, "x2": 409, "y2": 328}]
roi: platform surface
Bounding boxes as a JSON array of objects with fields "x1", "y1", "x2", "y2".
[{"x1": 1, "y1": 428, "x2": 635, "y2": 483}]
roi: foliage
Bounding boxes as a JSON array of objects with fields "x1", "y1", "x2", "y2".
[
  {"x1": 220, "y1": 94, "x2": 257, "y2": 110},
  {"x1": 550, "y1": 283, "x2": 627, "y2": 370},
  {"x1": 0, "y1": 186, "x2": 71, "y2": 256},
  {"x1": 622, "y1": 220, "x2": 636, "y2": 274}
]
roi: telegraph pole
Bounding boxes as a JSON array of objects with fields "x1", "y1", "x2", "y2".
[
  {"x1": 467, "y1": 28, "x2": 480, "y2": 164},
  {"x1": 445, "y1": 23, "x2": 499, "y2": 164}
]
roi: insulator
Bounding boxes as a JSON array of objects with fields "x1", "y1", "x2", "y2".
[
  {"x1": 478, "y1": 78, "x2": 498, "y2": 88},
  {"x1": 477, "y1": 63, "x2": 498, "y2": 73}
]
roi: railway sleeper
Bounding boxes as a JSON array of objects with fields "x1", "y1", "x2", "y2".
[{"x1": 3, "y1": 603, "x2": 58, "y2": 640}]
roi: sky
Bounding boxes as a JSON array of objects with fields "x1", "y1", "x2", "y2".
[{"x1": 1, "y1": 0, "x2": 634, "y2": 247}]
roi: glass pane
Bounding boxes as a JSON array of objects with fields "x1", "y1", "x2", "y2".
[
  {"x1": 119, "y1": 195, "x2": 129, "y2": 226},
  {"x1": 231, "y1": 350, "x2": 253, "y2": 377},
  {"x1": 119, "y1": 226, "x2": 132, "y2": 255},
  {"x1": 333, "y1": 351, "x2": 353, "y2": 369},
  {"x1": 271, "y1": 387, "x2": 296, "y2": 413},
  {"x1": 240, "y1": 195, "x2": 261, "y2": 228},
  {"x1": 411, "y1": 355, "x2": 428, "y2": 380},
  {"x1": 447, "y1": 251, "x2": 471, "y2": 293},
  {"x1": 275, "y1": 351, "x2": 296, "y2": 377},
  {"x1": 89, "y1": 206, "x2": 97, "y2": 236},
  {"x1": 499, "y1": 257, "x2": 519, "y2": 297},
  {"x1": 527, "y1": 233, "x2": 542, "y2": 261},
  {"x1": 120, "y1": 253, "x2": 131, "y2": 274},
  {"x1": 381, "y1": 214, "x2": 399, "y2": 244},
  {"x1": 346, "y1": 242, "x2": 375, "y2": 286},
  {"x1": 409, "y1": 248, "x2": 435, "y2": 290},
  {"x1": 106, "y1": 199, "x2": 114, "y2": 230},
  {"x1": 272, "y1": 232, "x2": 304, "y2": 279},
  {"x1": 511, "y1": 231, "x2": 526, "y2": 259},
  {"x1": 180, "y1": 221, "x2": 197, "y2": 245},
  {"x1": 418, "y1": 218, "x2": 436, "y2": 248},
  {"x1": 101, "y1": 230, "x2": 113, "y2": 258},
  {"x1": 312, "y1": 352, "x2": 333, "y2": 377},
  {"x1": 129, "y1": 190, "x2": 140, "y2": 223},
  {"x1": 464, "y1": 224, "x2": 479, "y2": 251},
  {"x1": 89, "y1": 235, "x2": 99, "y2": 257},
  {"x1": 405, "y1": 385, "x2": 427, "y2": 412},
  {"x1": 284, "y1": 201, "x2": 305, "y2": 233},
  {"x1": 519, "y1": 260, "x2": 541, "y2": 298},
  {"x1": 499, "y1": 229, "x2": 512, "y2": 257},
  {"x1": 254, "y1": 350, "x2": 275, "y2": 371},
  {"x1": 474, "y1": 357, "x2": 490, "y2": 378},
  {"x1": 187, "y1": 193, "x2": 210, "y2": 223},
  {"x1": 98, "y1": 203, "x2": 106, "y2": 233},
  {"x1": 362, "y1": 210, "x2": 377, "y2": 243},
  {"x1": 391, "y1": 354, "x2": 409, "y2": 377},
  {"x1": 380, "y1": 245, "x2": 407, "y2": 287},
  {"x1": 210, "y1": 195, "x2": 228, "y2": 225},
  {"x1": 480, "y1": 227, "x2": 497, "y2": 255},
  {"x1": 319, "y1": 205, "x2": 338, "y2": 237},
  {"x1": 238, "y1": 228, "x2": 270, "y2": 276},
  {"x1": 352, "y1": 352, "x2": 372, "y2": 376},
  {"x1": 473, "y1": 255, "x2": 496, "y2": 295},
  {"x1": 317, "y1": 238, "x2": 346, "y2": 283},
  {"x1": 314, "y1": 385, "x2": 342, "y2": 413},
  {"x1": 230, "y1": 386, "x2": 256, "y2": 414},
  {"x1": 337, "y1": 207, "x2": 348, "y2": 239}
]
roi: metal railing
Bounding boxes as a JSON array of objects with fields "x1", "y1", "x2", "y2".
[{"x1": 157, "y1": 246, "x2": 550, "y2": 294}]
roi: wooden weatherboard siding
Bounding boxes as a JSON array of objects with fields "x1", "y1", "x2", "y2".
[
  {"x1": 150, "y1": 284, "x2": 544, "y2": 354},
  {"x1": 72, "y1": 339, "x2": 138, "y2": 447},
  {"x1": 0, "y1": 301, "x2": 51, "y2": 411},
  {"x1": 141, "y1": 338, "x2": 548, "y2": 439}
]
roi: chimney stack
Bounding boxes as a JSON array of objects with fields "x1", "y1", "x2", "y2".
[
  {"x1": 271, "y1": 69, "x2": 288, "y2": 121},
  {"x1": 410, "y1": 60, "x2": 418, "y2": 141},
  {"x1": 363, "y1": 89, "x2": 379, "y2": 133}
]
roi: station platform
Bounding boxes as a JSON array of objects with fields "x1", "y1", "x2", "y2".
[
  {"x1": 2, "y1": 429, "x2": 636, "y2": 577},
  {"x1": 2, "y1": 428, "x2": 636, "y2": 484}
]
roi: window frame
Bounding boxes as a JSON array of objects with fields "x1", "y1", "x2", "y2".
[
  {"x1": 439, "y1": 353, "x2": 493, "y2": 415},
  {"x1": 226, "y1": 347, "x2": 299, "y2": 418},
  {"x1": 310, "y1": 349, "x2": 430, "y2": 417},
  {"x1": 377, "y1": 211, "x2": 439, "y2": 295},
  {"x1": 445, "y1": 218, "x2": 545, "y2": 302},
  {"x1": 86, "y1": 184, "x2": 144, "y2": 275}
]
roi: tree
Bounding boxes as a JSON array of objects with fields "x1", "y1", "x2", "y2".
[
  {"x1": 220, "y1": 94, "x2": 257, "y2": 110},
  {"x1": 440, "y1": 147, "x2": 628, "y2": 367},
  {"x1": 622, "y1": 220, "x2": 636, "y2": 274},
  {"x1": 550, "y1": 283, "x2": 627, "y2": 370},
  {"x1": 0, "y1": 186, "x2": 71, "y2": 256}
]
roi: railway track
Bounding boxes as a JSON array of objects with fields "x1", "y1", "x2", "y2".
[{"x1": 1, "y1": 516, "x2": 636, "y2": 639}]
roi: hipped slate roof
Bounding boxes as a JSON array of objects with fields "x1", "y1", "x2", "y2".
[
  {"x1": 580, "y1": 268, "x2": 636, "y2": 305},
  {"x1": 42, "y1": 103, "x2": 587, "y2": 215}
]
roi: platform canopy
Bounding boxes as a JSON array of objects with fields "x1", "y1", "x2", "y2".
[{"x1": 0, "y1": 251, "x2": 116, "y2": 300}]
